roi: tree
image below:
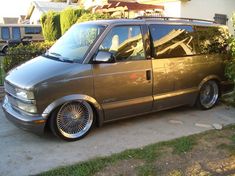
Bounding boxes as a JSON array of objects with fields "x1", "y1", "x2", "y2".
[
  {"x1": 40, "y1": 11, "x2": 61, "y2": 42},
  {"x1": 60, "y1": 8, "x2": 86, "y2": 34}
]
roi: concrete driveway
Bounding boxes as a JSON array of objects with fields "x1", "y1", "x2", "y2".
[{"x1": 0, "y1": 103, "x2": 235, "y2": 176}]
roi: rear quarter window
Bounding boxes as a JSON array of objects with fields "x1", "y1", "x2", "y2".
[{"x1": 195, "y1": 26, "x2": 229, "y2": 54}]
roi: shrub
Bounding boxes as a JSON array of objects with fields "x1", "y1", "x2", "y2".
[
  {"x1": 3, "y1": 42, "x2": 54, "y2": 73},
  {"x1": 77, "y1": 12, "x2": 111, "y2": 23},
  {"x1": 225, "y1": 38, "x2": 235, "y2": 86},
  {"x1": 225, "y1": 13, "x2": 235, "y2": 90},
  {"x1": 60, "y1": 7, "x2": 86, "y2": 34},
  {"x1": 233, "y1": 13, "x2": 235, "y2": 27},
  {"x1": 40, "y1": 11, "x2": 61, "y2": 42}
]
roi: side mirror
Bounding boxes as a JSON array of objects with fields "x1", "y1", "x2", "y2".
[{"x1": 93, "y1": 51, "x2": 115, "y2": 63}]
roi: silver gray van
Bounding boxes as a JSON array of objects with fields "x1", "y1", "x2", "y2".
[{"x1": 2, "y1": 17, "x2": 233, "y2": 141}]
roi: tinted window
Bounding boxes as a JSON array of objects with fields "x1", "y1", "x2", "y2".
[
  {"x1": 195, "y1": 26, "x2": 229, "y2": 54},
  {"x1": 1, "y1": 27, "x2": 10, "y2": 40},
  {"x1": 149, "y1": 24, "x2": 196, "y2": 58},
  {"x1": 99, "y1": 26, "x2": 145, "y2": 61},
  {"x1": 25, "y1": 27, "x2": 41, "y2": 34},
  {"x1": 12, "y1": 27, "x2": 21, "y2": 40}
]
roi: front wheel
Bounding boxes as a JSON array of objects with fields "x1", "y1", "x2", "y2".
[
  {"x1": 50, "y1": 101, "x2": 94, "y2": 141},
  {"x1": 2, "y1": 46, "x2": 8, "y2": 54},
  {"x1": 197, "y1": 80, "x2": 219, "y2": 110}
]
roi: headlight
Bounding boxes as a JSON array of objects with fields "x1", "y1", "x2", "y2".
[
  {"x1": 15, "y1": 88, "x2": 34, "y2": 100},
  {"x1": 16, "y1": 100, "x2": 37, "y2": 113},
  {"x1": 6, "y1": 94, "x2": 37, "y2": 113}
]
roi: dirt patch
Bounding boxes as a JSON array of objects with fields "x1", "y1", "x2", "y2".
[
  {"x1": 155, "y1": 128, "x2": 235, "y2": 176},
  {"x1": 95, "y1": 126, "x2": 235, "y2": 176},
  {"x1": 95, "y1": 159, "x2": 144, "y2": 176},
  {"x1": 38, "y1": 125, "x2": 235, "y2": 176}
]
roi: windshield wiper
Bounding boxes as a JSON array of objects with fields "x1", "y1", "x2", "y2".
[
  {"x1": 50, "y1": 52, "x2": 62, "y2": 57},
  {"x1": 45, "y1": 52, "x2": 74, "y2": 63}
]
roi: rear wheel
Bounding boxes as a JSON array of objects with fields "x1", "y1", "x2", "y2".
[
  {"x1": 50, "y1": 101, "x2": 94, "y2": 141},
  {"x1": 197, "y1": 80, "x2": 219, "y2": 110}
]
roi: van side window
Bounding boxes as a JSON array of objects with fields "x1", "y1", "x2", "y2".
[
  {"x1": 149, "y1": 24, "x2": 196, "y2": 59},
  {"x1": 1, "y1": 27, "x2": 10, "y2": 40},
  {"x1": 25, "y1": 27, "x2": 41, "y2": 34},
  {"x1": 99, "y1": 26, "x2": 145, "y2": 61},
  {"x1": 195, "y1": 26, "x2": 229, "y2": 54},
  {"x1": 12, "y1": 27, "x2": 21, "y2": 40}
]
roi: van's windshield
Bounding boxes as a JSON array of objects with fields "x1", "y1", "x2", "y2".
[{"x1": 46, "y1": 24, "x2": 105, "y2": 63}]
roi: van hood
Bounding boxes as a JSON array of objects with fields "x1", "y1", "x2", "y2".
[{"x1": 5, "y1": 56, "x2": 87, "y2": 90}]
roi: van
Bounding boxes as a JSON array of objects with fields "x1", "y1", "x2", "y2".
[
  {"x1": 0, "y1": 24, "x2": 43, "y2": 54},
  {"x1": 2, "y1": 17, "x2": 233, "y2": 141}
]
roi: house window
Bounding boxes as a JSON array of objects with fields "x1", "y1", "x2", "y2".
[
  {"x1": 24, "y1": 27, "x2": 42, "y2": 34},
  {"x1": 1, "y1": 27, "x2": 10, "y2": 40},
  {"x1": 12, "y1": 27, "x2": 21, "y2": 40},
  {"x1": 214, "y1": 14, "x2": 228, "y2": 25}
]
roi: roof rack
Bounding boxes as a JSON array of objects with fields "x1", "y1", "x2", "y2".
[{"x1": 135, "y1": 16, "x2": 217, "y2": 24}]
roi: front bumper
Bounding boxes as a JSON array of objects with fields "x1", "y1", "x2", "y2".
[{"x1": 2, "y1": 96, "x2": 46, "y2": 134}]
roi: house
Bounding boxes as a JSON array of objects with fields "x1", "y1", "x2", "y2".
[
  {"x1": 0, "y1": 17, "x2": 18, "y2": 24},
  {"x1": 25, "y1": 1, "x2": 78, "y2": 24},
  {"x1": 93, "y1": 1, "x2": 164, "y2": 18},
  {"x1": 79, "y1": 0, "x2": 235, "y2": 33},
  {"x1": 18, "y1": 15, "x2": 27, "y2": 24},
  {"x1": 139, "y1": 0, "x2": 235, "y2": 34}
]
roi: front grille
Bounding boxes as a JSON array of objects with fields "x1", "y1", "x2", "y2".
[
  {"x1": 6, "y1": 94, "x2": 18, "y2": 108},
  {"x1": 4, "y1": 81, "x2": 16, "y2": 96}
]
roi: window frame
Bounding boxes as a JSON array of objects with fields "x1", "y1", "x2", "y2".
[
  {"x1": 1, "y1": 27, "x2": 10, "y2": 40},
  {"x1": 148, "y1": 23, "x2": 198, "y2": 59},
  {"x1": 96, "y1": 24, "x2": 147, "y2": 62}
]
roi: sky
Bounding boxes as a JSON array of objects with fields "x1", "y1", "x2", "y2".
[{"x1": 0, "y1": 0, "x2": 49, "y2": 18}]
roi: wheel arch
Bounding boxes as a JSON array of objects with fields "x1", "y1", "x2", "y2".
[
  {"x1": 42, "y1": 94, "x2": 104, "y2": 127},
  {"x1": 1, "y1": 44, "x2": 8, "y2": 53},
  {"x1": 198, "y1": 75, "x2": 221, "y2": 91}
]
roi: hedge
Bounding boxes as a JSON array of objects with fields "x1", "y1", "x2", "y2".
[
  {"x1": 60, "y1": 7, "x2": 86, "y2": 35},
  {"x1": 77, "y1": 12, "x2": 112, "y2": 23},
  {"x1": 40, "y1": 11, "x2": 61, "y2": 42},
  {"x1": 3, "y1": 42, "x2": 54, "y2": 73}
]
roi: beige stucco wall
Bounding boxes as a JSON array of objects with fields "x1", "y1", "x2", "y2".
[
  {"x1": 140, "y1": 0, "x2": 235, "y2": 34},
  {"x1": 30, "y1": 8, "x2": 42, "y2": 24},
  {"x1": 180, "y1": 0, "x2": 235, "y2": 34}
]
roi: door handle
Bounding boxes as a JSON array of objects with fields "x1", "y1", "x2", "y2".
[{"x1": 146, "y1": 70, "x2": 151, "y2": 81}]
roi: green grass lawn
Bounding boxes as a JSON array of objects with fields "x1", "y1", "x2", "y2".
[{"x1": 38, "y1": 125, "x2": 235, "y2": 176}]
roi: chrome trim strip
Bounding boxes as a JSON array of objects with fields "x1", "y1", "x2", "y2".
[
  {"x1": 102, "y1": 96, "x2": 153, "y2": 110},
  {"x1": 154, "y1": 87, "x2": 198, "y2": 100}
]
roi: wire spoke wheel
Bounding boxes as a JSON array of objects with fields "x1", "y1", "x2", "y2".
[
  {"x1": 56, "y1": 101, "x2": 93, "y2": 139},
  {"x1": 199, "y1": 80, "x2": 219, "y2": 109}
]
